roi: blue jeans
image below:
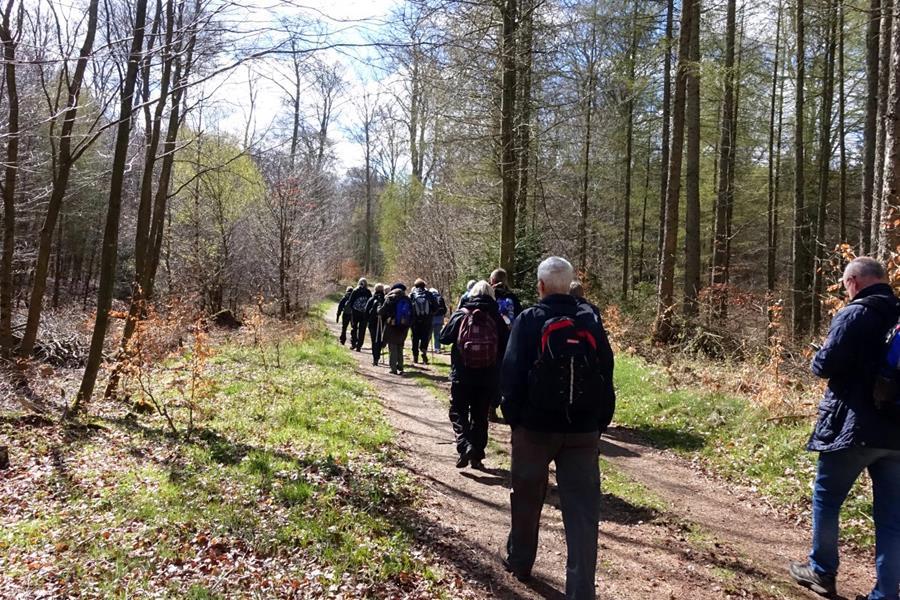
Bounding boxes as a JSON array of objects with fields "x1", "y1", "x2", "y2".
[
  {"x1": 432, "y1": 320, "x2": 442, "y2": 351},
  {"x1": 809, "y1": 447, "x2": 900, "y2": 600}
]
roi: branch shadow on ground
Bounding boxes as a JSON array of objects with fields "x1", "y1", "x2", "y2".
[{"x1": 605, "y1": 423, "x2": 707, "y2": 452}]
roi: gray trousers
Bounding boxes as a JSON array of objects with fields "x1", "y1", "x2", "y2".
[
  {"x1": 388, "y1": 342, "x2": 404, "y2": 372},
  {"x1": 507, "y1": 427, "x2": 600, "y2": 600}
]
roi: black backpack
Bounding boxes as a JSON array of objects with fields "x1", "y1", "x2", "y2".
[{"x1": 527, "y1": 308, "x2": 605, "y2": 423}]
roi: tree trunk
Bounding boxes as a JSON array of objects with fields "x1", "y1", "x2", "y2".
[
  {"x1": 767, "y1": 0, "x2": 783, "y2": 296},
  {"x1": 498, "y1": 0, "x2": 519, "y2": 276},
  {"x1": 838, "y1": 0, "x2": 847, "y2": 243},
  {"x1": 792, "y1": 0, "x2": 812, "y2": 338},
  {"x1": 657, "y1": 0, "x2": 674, "y2": 273},
  {"x1": 683, "y1": 0, "x2": 701, "y2": 317},
  {"x1": 516, "y1": 0, "x2": 534, "y2": 234},
  {"x1": 73, "y1": 0, "x2": 149, "y2": 414},
  {"x1": 653, "y1": 0, "x2": 693, "y2": 342},
  {"x1": 0, "y1": 0, "x2": 21, "y2": 354},
  {"x1": 878, "y1": 0, "x2": 900, "y2": 254},
  {"x1": 862, "y1": 0, "x2": 882, "y2": 253},
  {"x1": 20, "y1": 0, "x2": 100, "y2": 356},
  {"x1": 873, "y1": 0, "x2": 893, "y2": 251},
  {"x1": 812, "y1": 0, "x2": 837, "y2": 334},
  {"x1": 622, "y1": 3, "x2": 638, "y2": 300}
]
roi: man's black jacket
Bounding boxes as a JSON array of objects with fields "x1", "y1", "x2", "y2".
[
  {"x1": 500, "y1": 294, "x2": 615, "y2": 434},
  {"x1": 809, "y1": 282, "x2": 900, "y2": 452},
  {"x1": 336, "y1": 291, "x2": 352, "y2": 321},
  {"x1": 440, "y1": 294, "x2": 510, "y2": 387},
  {"x1": 365, "y1": 292, "x2": 385, "y2": 327}
]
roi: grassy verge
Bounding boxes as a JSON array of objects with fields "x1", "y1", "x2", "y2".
[
  {"x1": 613, "y1": 354, "x2": 874, "y2": 546},
  {"x1": 0, "y1": 308, "x2": 449, "y2": 598}
]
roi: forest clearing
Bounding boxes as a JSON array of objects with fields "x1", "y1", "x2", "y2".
[{"x1": 3, "y1": 0, "x2": 900, "y2": 597}]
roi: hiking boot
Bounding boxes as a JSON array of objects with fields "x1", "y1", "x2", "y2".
[
  {"x1": 471, "y1": 459, "x2": 484, "y2": 470},
  {"x1": 390, "y1": 369, "x2": 397, "y2": 375},
  {"x1": 500, "y1": 552, "x2": 531, "y2": 582},
  {"x1": 788, "y1": 562, "x2": 836, "y2": 597},
  {"x1": 456, "y1": 451, "x2": 469, "y2": 469},
  {"x1": 422, "y1": 355, "x2": 429, "y2": 365},
  {"x1": 413, "y1": 356, "x2": 418, "y2": 364}
]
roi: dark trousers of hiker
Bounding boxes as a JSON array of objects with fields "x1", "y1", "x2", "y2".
[
  {"x1": 351, "y1": 312, "x2": 367, "y2": 350},
  {"x1": 388, "y1": 342, "x2": 404, "y2": 372},
  {"x1": 449, "y1": 383, "x2": 494, "y2": 461},
  {"x1": 368, "y1": 322, "x2": 382, "y2": 364},
  {"x1": 506, "y1": 428, "x2": 600, "y2": 600},
  {"x1": 411, "y1": 320, "x2": 430, "y2": 361},
  {"x1": 340, "y1": 313, "x2": 352, "y2": 345}
]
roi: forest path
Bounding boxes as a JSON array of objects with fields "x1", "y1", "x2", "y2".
[{"x1": 324, "y1": 307, "x2": 873, "y2": 599}]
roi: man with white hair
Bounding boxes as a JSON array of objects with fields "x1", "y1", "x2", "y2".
[
  {"x1": 789, "y1": 256, "x2": 900, "y2": 600},
  {"x1": 499, "y1": 256, "x2": 615, "y2": 599}
]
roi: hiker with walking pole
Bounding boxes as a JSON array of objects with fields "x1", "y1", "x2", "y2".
[
  {"x1": 336, "y1": 286, "x2": 353, "y2": 345},
  {"x1": 499, "y1": 256, "x2": 615, "y2": 599},
  {"x1": 440, "y1": 280, "x2": 509, "y2": 469},
  {"x1": 379, "y1": 283, "x2": 413, "y2": 375}
]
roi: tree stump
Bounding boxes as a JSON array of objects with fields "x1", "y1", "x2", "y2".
[
  {"x1": 209, "y1": 310, "x2": 242, "y2": 329},
  {"x1": 0, "y1": 446, "x2": 9, "y2": 470}
]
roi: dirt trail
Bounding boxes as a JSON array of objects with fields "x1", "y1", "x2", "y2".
[{"x1": 325, "y1": 311, "x2": 875, "y2": 599}]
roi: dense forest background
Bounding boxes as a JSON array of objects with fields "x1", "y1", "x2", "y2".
[{"x1": 2, "y1": 0, "x2": 900, "y2": 408}]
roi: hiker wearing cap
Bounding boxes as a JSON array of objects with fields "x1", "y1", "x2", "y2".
[
  {"x1": 440, "y1": 280, "x2": 509, "y2": 469},
  {"x1": 348, "y1": 278, "x2": 372, "y2": 351},
  {"x1": 379, "y1": 283, "x2": 413, "y2": 375}
]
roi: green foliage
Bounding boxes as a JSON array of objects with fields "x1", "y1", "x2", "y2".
[{"x1": 377, "y1": 178, "x2": 424, "y2": 275}]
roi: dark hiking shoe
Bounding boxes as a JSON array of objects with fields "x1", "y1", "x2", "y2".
[
  {"x1": 390, "y1": 369, "x2": 398, "y2": 375},
  {"x1": 413, "y1": 356, "x2": 419, "y2": 364},
  {"x1": 500, "y1": 552, "x2": 531, "y2": 582},
  {"x1": 470, "y1": 459, "x2": 484, "y2": 470},
  {"x1": 422, "y1": 355, "x2": 429, "y2": 364},
  {"x1": 789, "y1": 562, "x2": 836, "y2": 597},
  {"x1": 456, "y1": 452, "x2": 469, "y2": 469}
]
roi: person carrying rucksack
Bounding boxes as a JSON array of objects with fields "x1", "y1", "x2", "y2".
[
  {"x1": 336, "y1": 286, "x2": 354, "y2": 345},
  {"x1": 788, "y1": 257, "x2": 900, "y2": 600},
  {"x1": 365, "y1": 283, "x2": 386, "y2": 366},
  {"x1": 491, "y1": 268, "x2": 523, "y2": 328},
  {"x1": 457, "y1": 279, "x2": 477, "y2": 310},
  {"x1": 409, "y1": 279, "x2": 436, "y2": 365},
  {"x1": 431, "y1": 288, "x2": 448, "y2": 353},
  {"x1": 348, "y1": 278, "x2": 372, "y2": 351},
  {"x1": 440, "y1": 280, "x2": 509, "y2": 469},
  {"x1": 379, "y1": 283, "x2": 412, "y2": 375},
  {"x1": 499, "y1": 256, "x2": 615, "y2": 600}
]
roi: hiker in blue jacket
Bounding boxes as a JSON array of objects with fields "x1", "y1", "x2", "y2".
[
  {"x1": 789, "y1": 257, "x2": 900, "y2": 600},
  {"x1": 440, "y1": 280, "x2": 509, "y2": 469},
  {"x1": 499, "y1": 256, "x2": 614, "y2": 600},
  {"x1": 379, "y1": 283, "x2": 412, "y2": 375}
]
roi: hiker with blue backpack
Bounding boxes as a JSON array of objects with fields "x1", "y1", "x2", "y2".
[
  {"x1": 365, "y1": 283, "x2": 387, "y2": 366},
  {"x1": 499, "y1": 256, "x2": 615, "y2": 600},
  {"x1": 410, "y1": 279, "x2": 438, "y2": 365},
  {"x1": 347, "y1": 278, "x2": 372, "y2": 351},
  {"x1": 789, "y1": 257, "x2": 900, "y2": 600},
  {"x1": 490, "y1": 268, "x2": 522, "y2": 327},
  {"x1": 336, "y1": 286, "x2": 354, "y2": 345},
  {"x1": 440, "y1": 280, "x2": 510, "y2": 469},
  {"x1": 379, "y1": 283, "x2": 413, "y2": 375}
]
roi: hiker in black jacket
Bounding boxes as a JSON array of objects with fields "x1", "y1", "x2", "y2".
[
  {"x1": 348, "y1": 278, "x2": 372, "y2": 351},
  {"x1": 379, "y1": 283, "x2": 412, "y2": 375},
  {"x1": 365, "y1": 283, "x2": 386, "y2": 366},
  {"x1": 570, "y1": 280, "x2": 601, "y2": 319},
  {"x1": 490, "y1": 268, "x2": 523, "y2": 326},
  {"x1": 440, "y1": 281, "x2": 510, "y2": 469},
  {"x1": 409, "y1": 279, "x2": 436, "y2": 364},
  {"x1": 499, "y1": 256, "x2": 615, "y2": 600},
  {"x1": 336, "y1": 286, "x2": 353, "y2": 345}
]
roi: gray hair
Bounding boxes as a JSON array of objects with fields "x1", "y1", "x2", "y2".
[
  {"x1": 469, "y1": 280, "x2": 495, "y2": 299},
  {"x1": 538, "y1": 256, "x2": 575, "y2": 294},
  {"x1": 845, "y1": 257, "x2": 886, "y2": 280},
  {"x1": 490, "y1": 268, "x2": 508, "y2": 285},
  {"x1": 358, "y1": 277, "x2": 368, "y2": 287},
  {"x1": 466, "y1": 279, "x2": 476, "y2": 291},
  {"x1": 374, "y1": 283, "x2": 385, "y2": 293}
]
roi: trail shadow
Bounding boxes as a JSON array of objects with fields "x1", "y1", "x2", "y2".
[
  {"x1": 543, "y1": 484, "x2": 660, "y2": 526},
  {"x1": 599, "y1": 437, "x2": 640, "y2": 458},
  {"x1": 403, "y1": 368, "x2": 450, "y2": 386},
  {"x1": 606, "y1": 424, "x2": 706, "y2": 452},
  {"x1": 460, "y1": 470, "x2": 508, "y2": 487}
]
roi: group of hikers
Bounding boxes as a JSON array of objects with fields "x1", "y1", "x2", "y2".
[{"x1": 334, "y1": 255, "x2": 899, "y2": 600}]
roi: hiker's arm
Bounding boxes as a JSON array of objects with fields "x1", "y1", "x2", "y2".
[
  {"x1": 595, "y1": 325, "x2": 616, "y2": 434},
  {"x1": 440, "y1": 311, "x2": 463, "y2": 345},
  {"x1": 500, "y1": 315, "x2": 530, "y2": 428},
  {"x1": 811, "y1": 307, "x2": 863, "y2": 379}
]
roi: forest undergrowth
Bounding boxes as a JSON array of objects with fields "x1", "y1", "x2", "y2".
[{"x1": 0, "y1": 306, "x2": 472, "y2": 599}]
